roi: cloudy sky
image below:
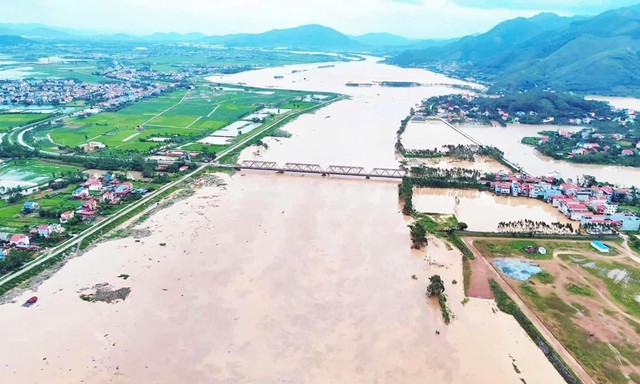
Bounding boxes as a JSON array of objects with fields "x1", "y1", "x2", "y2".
[{"x1": 0, "y1": 0, "x2": 636, "y2": 38}]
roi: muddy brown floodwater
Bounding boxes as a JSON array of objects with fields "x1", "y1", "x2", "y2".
[
  {"x1": 459, "y1": 124, "x2": 640, "y2": 186},
  {"x1": 0, "y1": 174, "x2": 564, "y2": 383},
  {"x1": 0, "y1": 58, "x2": 567, "y2": 383},
  {"x1": 413, "y1": 188, "x2": 574, "y2": 232}
]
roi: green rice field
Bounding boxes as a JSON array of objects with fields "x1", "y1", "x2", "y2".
[
  {"x1": 47, "y1": 84, "x2": 320, "y2": 152},
  {"x1": 0, "y1": 113, "x2": 51, "y2": 132}
]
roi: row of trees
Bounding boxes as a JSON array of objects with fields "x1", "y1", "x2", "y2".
[
  {"x1": 496, "y1": 220, "x2": 575, "y2": 235},
  {"x1": 0, "y1": 249, "x2": 32, "y2": 275}
]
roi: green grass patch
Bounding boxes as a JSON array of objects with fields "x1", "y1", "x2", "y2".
[
  {"x1": 517, "y1": 279, "x2": 628, "y2": 383},
  {"x1": 571, "y1": 302, "x2": 590, "y2": 317},
  {"x1": 565, "y1": 283, "x2": 593, "y2": 297},
  {"x1": 567, "y1": 258, "x2": 640, "y2": 319},
  {"x1": 474, "y1": 239, "x2": 553, "y2": 260},
  {"x1": 620, "y1": 205, "x2": 640, "y2": 214},
  {"x1": 534, "y1": 271, "x2": 556, "y2": 285}
]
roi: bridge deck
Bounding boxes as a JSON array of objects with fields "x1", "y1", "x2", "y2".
[{"x1": 239, "y1": 161, "x2": 405, "y2": 179}]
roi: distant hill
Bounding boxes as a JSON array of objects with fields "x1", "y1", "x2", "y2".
[
  {"x1": 352, "y1": 32, "x2": 413, "y2": 46},
  {"x1": 203, "y1": 24, "x2": 365, "y2": 51},
  {"x1": 389, "y1": 13, "x2": 581, "y2": 66},
  {"x1": 387, "y1": 6, "x2": 640, "y2": 96},
  {"x1": 0, "y1": 35, "x2": 31, "y2": 46},
  {"x1": 0, "y1": 23, "x2": 82, "y2": 40},
  {"x1": 146, "y1": 32, "x2": 206, "y2": 42}
]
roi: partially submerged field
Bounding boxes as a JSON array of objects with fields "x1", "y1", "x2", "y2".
[
  {"x1": 0, "y1": 159, "x2": 80, "y2": 190},
  {"x1": 47, "y1": 84, "x2": 329, "y2": 152},
  {"x1": 474, "y1": 237, "x2": 640, "y2": 383}
]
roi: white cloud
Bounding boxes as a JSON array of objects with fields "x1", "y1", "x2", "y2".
[{"x1": 0, "y1": 0, "x2": 557, "y2": 38}]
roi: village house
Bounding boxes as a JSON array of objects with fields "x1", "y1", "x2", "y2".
[
  {"x1": 34, "y1": 224, "x2": 65, "y2": 238},
  {"x1": 36, "y1": 224, "x2": 51, "y2": 238},
  {"x1": 100, "y1": 191, "x2": 120, "y2": 205},
  {"x1": 78, "y1": 141, "x2": 106, "y2": 153},
  {"x1": 9, "y1": 234, "x2": 30, "y2": 248},
  {"x1": 22, "y1": 201, "x2": 40, "y2": 213},
  {"x1": 72, "y1": 187, "x2": 91, "y2": 199},
  {"x1": 622, "y1": 149, "x2": 635, "y2": 156},
  {"x1": 0, "y1": 248, "x2": 7, "y2": 260},
  {"x1": 84, "y1": 176, "x2": 103, "y2": 191},
  {"x1": 0, "y1": 232, "x2": 11, "y2": 244},
  {"x1": 494, "y1": 182, "x2": 512, "y2": 195},
  {"x1": 114, "y1": 181, "x2": 134, "y2": 196},
  {"x1": 60, "y1": 210, "x2": 75, "y2": 223},
  {"x1": 83, "y1": 199, "x2": 98, "y2": 211}
]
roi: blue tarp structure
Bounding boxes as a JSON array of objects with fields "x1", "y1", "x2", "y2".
[{"x1": 493, "y1": 258, "x2": 543, "y2": 281}]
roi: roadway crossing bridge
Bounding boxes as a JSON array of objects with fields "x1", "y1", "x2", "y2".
[{"x1": 239, "y1": 161, "x2": 406, "y2": 179}]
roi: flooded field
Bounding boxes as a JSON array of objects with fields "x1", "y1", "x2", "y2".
[
  {"x1": 413, "y1": 188, "x2": 573, "y2": 232},
  {"x1": 0, "y1": 174, "x2": 563, "y2": 383},
  {"x1": 458, "y1": 124, "x2": 640, "y2": 186},
  {"x1": 402, "y1": 119, "x2": 474, "y2": 150}
]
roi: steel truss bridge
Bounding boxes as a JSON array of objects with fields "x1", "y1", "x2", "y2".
[{"x1": 239, "y1": 161, "x2": 405, "y2": 179}]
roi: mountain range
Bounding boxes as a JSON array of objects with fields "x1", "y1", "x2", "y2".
[
  {"x1": 2, "y1": 4, "x2": 640, "y2": 95},
  {"x1": 0, "y1": 22, "x2": 453, "y2": 51},
  {"x1": 387, "y1": 5, "x2": 640, "y2": 96}
]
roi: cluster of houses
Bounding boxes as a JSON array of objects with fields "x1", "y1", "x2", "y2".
[
  {"x1": 537, "y1": 130, "x2": 640, "y2": 158},
  {"x1": 71, "y1": 82, "x2": 170, "y2": 116},
  {"x1": 0, "y1": 79, "x2": 103, "y2": 106},
  {"x1": 426, "y1": 94, "x2": 636, "y2": 127},
  {"x1": 0, "y1": 173, "x2": 140, "y2": 260},
  {"x1": 70, "y1": 173, "x2": 136, "y2": 218},
  {"x1": 492, "y1": 172, "x2": 640, "y2": 232},
  {"x1": 99, "y1": 63, "x2": 190, "y2": 83},
  {"x1": 0, "y1": 77, "x2": 171, "y2": 113}
]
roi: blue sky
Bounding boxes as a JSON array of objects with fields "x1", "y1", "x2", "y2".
[
  {"x1": 449, "y1": 0, "x2": 639, "y2": 13},
  {"x1": 0, "y1": 0, "x2": 635, "y2": 38}
]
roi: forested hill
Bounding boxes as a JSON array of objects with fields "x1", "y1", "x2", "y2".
[
  {"x1": 0, "y1": 35, "x2": 31, "y2": 46},
  {"x1": 387, "y1": 5, "x2": 640, "y2": 96}
]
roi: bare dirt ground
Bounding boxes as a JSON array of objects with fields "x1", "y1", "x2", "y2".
[
  {"x1": 462, "y1": 236, "x2": 596, "y2": 384},
  {"x1": 466, "y1": 235, "x2": 640, "y2": 382}
]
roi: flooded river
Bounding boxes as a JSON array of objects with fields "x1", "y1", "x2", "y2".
[
  {"x1": 0, "y1": 174, "x2": 563, "y2": 383},
  {"x1": 210, "y1": 57, "x2": 475, "y2": 169},
  {"x1": 0, "y1": 58, "x2": 576, "y2": 383}
]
